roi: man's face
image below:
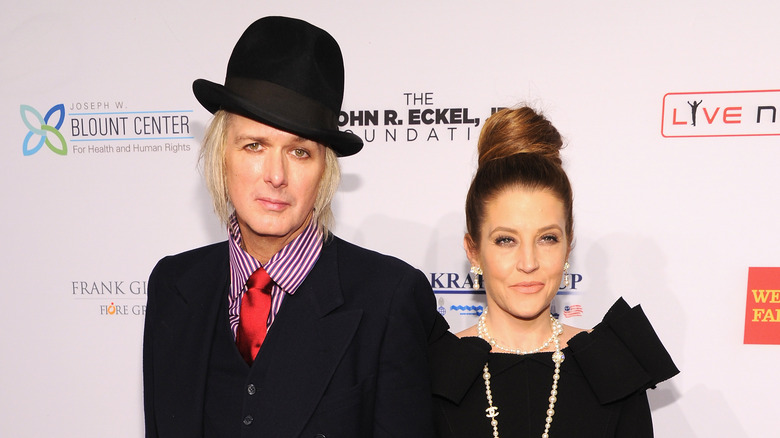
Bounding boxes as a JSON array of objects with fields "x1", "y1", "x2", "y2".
[{"x1": 225, "y1": 114, "x2": 326, "y2": 257}]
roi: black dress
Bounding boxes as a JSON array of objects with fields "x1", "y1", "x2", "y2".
[{"x1": 430, "y1": 298, "x2": 679, "y2": 437}]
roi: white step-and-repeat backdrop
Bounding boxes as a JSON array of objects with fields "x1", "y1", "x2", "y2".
[{"x1": 3, "y1": 1, "x2": 778, "y2": 436}]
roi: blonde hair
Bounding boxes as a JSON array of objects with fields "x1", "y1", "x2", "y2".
[{"x1": 200, "y1": 110, "x2": 340, "y2": 237}]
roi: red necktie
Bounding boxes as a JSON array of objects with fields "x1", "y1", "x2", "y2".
[{"x1": 236, "y1": 267, "x2": 273, "y2": 365}]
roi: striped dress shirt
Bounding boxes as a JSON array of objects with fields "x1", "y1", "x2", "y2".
[{"x1": 227, "y1": 214, "x2": 323, "y2": 339}]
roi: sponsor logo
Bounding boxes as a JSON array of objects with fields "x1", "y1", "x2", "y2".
[
  {"x1": 19, "y1": 100, "x2": 195, "y2": 157},
  {"x1": 562, "y1": 304, "x2": 583, "y2": 318},
  {"x1": 20, "y1": 104, "x2": 67, "y2": 156},
  {"x1": 437, "y1": 297, "x2": 447, "y2": 316},
  {"x1": 431, "y1": 269, "x2": 584, "y2": 323},
  {"x1": 71, "y1": 280, "x2": 148, "y2": 317},
  {"x1": 100, "y1": 302, "x2": 147, "y2": 316},
  {"x1": 744, "y1": 267, "x2": 780, "y2": 344},
  {"x1": 436, "y1": 295, "x2": 485, "y2": 322},
  {"x1": 71, "y1": 280, "x2": 147, "y2": 295},
  {"x1": 434, "y1": 295, "x2": 485, "y2": 322},
  {"x1": 429, "y1": 270, "x2": 583, "y2": 294},
  {"x1": 430, "y1": 270, "x2": 480, "y2": 294},
  {"x1": 662, "y1": 89, "x2": 780, "y2": 138},
  {"x1": 340, "y1": 92, "x2": 492, "y2": 144},
  {"x1": 449, "y1": 304, "x2": 484, "y2": 316},
  {"x1": 558, "y1": 272, "x2": 582, "y2": 295}
]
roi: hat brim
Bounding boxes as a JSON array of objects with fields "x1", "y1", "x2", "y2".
[{"x1": 193, "y1": 79, "x2": 363, "y2": 157}]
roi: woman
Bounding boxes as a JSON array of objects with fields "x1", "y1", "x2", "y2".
[{"x1": 430, "y1": 107, "x2": 678, "y2": 437}]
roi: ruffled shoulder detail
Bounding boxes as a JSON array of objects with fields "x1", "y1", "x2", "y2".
[
  {"x1": 430, "y1": 330, "x2": 491, "y2": 404},
  {"x1": 566, "y1": 297, "x2": 679, "y2": 404}
]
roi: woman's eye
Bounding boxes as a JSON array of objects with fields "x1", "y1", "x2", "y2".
[
  {"x1": 494, "y1": 236, "x2": 515, "y2": 246},
  {"x1": 540, "y1": 234, "x2": 560, "y2": 244}
]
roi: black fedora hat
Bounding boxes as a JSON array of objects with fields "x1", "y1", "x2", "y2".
[{"x1": 193, "y1": 16, "x2": 363, "y2": 156}]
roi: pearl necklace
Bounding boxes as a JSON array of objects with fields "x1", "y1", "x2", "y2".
[
  {"x1": 478, "y1": 308, "x2": 557, "y2": 354},
  {"x1": 478, "y1": 309, "x2": 565, "y2": 438}
]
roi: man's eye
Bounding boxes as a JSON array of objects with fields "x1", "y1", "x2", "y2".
[{"x1": 292, "y1": 148, "x2": 310, "y2": 158}]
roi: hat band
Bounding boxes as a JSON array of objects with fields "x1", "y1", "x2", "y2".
[{"x1": 224, "y1": 78, "x2": 338, "y2": 131}]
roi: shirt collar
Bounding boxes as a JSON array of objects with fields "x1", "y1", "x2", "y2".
[{"x1": 228, "y1": 213, "x2": 323, "y2": 294}]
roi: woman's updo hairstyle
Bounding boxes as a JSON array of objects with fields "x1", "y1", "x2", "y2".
[{"x1": 465, "y1": 107, "x2": 573, "y2": 248}]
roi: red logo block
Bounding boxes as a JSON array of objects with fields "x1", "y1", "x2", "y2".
[{"x1": 744, "y1": 267, "x2": 780, "y2": 345}]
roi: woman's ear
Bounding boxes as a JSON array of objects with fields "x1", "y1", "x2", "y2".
[{"x1": 463, "y1": 234, "x2": 479, "y2": 267}]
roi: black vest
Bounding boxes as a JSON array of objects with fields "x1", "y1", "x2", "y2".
[{"x1": 203, "y1": 294, "x2": 270, "y2": 438}]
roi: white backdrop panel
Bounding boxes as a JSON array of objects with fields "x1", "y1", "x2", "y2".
[{"x1": 2, "y1": 1, "x2": 778, "y2": 437}]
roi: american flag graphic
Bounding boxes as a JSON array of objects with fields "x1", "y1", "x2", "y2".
[{"x1": 563, "y1": 304, "x2": 583, "y2": 318}]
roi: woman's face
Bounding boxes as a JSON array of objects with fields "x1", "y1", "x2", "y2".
[{"x1": 465, "y1": 186, "x2": 570, "y2": 321}]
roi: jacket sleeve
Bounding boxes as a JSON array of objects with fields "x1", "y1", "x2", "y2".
[
  {"x1": 372, "y1": 267, "x2": 446, "y2": 438},
  {"x1": 142, "y1": 260, "x2": 163, "y2": 438}
]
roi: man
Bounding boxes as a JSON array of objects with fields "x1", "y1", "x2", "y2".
[{"x1": 143, "y1": 16, "x2": 444, "y2": 437}]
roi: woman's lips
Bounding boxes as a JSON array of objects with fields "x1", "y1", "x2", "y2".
[{"x1": 511, "y1": 282, "x2": 545, "y2": 294}]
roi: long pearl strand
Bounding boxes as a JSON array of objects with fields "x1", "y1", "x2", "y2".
[{"x1": 479, "y1": 309, "x2": 565, "y2": 438}]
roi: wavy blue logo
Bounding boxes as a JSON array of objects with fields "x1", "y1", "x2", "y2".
[
  {"x1": 20, "y1": 104, "x2": 67, "y2": 156},
  {"x1": 450, "y1": 305, "x2": 484, "y2": 315}
]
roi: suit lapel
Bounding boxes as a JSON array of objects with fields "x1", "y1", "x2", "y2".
[
  {"x1": 155, "y1": 243, "x2": 229, "y2": 436},
  {"x1": 253, "y1": 238, "x2": 363, "y2": 436}
]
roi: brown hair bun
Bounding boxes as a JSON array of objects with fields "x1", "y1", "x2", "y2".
[{"x1": 477, "y1": 107, "x2": 563, "y2": 168}]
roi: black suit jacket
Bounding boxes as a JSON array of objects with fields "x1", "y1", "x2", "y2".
[{"x1": 143, "y1": 236, "x2": 444, "y2": 437}]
